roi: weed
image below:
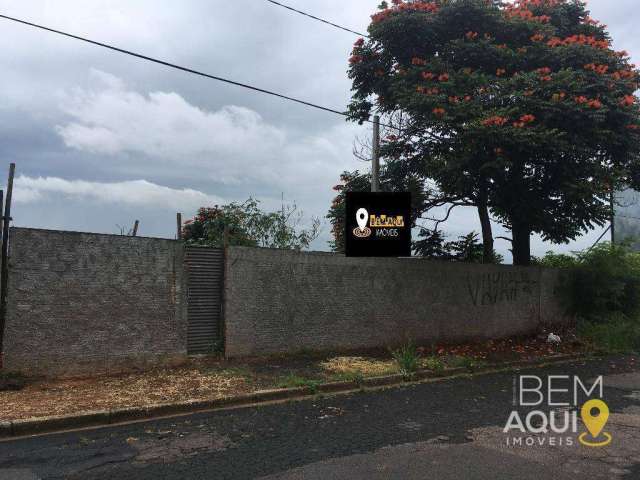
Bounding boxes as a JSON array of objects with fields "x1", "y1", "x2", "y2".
[
  {"x1": 330, "y1": 371, "x2": 365, "y2": 384},
  {"x1": 448, "y1": 356, "x2": 486, "y2": 371},
  {"x1": 421, "y1": 356, "x2": 444, "y2": 372},
  {"x1": 391, "y1": 341, "x2": 421, "y2": 378},
  {"x1": 578, "y1": 314, "x2": 640, "y2": 354},
  {"x1": 277, "y1": 374, "x2": 322, "y2": 393}
]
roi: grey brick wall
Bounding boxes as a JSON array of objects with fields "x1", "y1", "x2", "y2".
[
  {"x1": 224, "y1": 247, "x2": 569, "y2": 358},
  {"x1": 3, "y1": 228, "x2": 188, "y2": 377}
]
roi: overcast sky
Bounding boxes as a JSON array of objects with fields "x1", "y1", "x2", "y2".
[{"x1": 0, "y1": 0, "x2": 637, "y2": 260}]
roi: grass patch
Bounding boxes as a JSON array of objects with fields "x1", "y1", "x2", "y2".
[
  {"x1": 329, "y1": 371, "x2": 365, "y2": 384},
  {"x1": 420, "y1": 356, "x2": 445, "y2": 372},
  {"x1": 447, "y1": 356, "x2": 487, "y2": 371},
  {"x1": 320, "y1": 356, "x2": 397, "y2": 378},
  {"x1": 578, "y1": 315, "x2": 640, "y2": 354},
  {"x1": 391, "y1": 342, "x2": 421, "y2": 378},
  {"x1": 276, "y1": 374, "x2": 322, "y2": 392}
]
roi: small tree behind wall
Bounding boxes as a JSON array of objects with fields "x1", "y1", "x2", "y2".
[{"x1": 184, "y1": 199, "x2": 320, "y2": 251}]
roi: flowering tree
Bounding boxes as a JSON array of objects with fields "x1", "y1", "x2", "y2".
[
  {"x1": 348, "y1": 0, "x2": 640, "y2": 264},
  {"x1": 183, "y1": 199, "x2": 320, "y2": 251}
]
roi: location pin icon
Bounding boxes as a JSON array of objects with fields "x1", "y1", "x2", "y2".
[
  {"x1": 581, "y1": 399, "x2": 610, "y2": 438},
  {"x1": 356, "y1": 208, "x2": 368, "y2": 231}
]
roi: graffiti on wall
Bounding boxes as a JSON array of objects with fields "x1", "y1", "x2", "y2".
[{"x1": 467, "y1": 271, "x2": 538, "y2": 306}]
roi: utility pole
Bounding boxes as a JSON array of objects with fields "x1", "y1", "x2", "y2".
[
  {"x1": 132, "y1": 220, "x2": 139, "y2": 237},
  {"x1": 0, "y1": 163, "x2": 15, "y2": 364},
  {"x1": 176, "y1": 213, "x2": 182, "y2": 240},
  {"x1": 610, "y1": 186, "x2": 615, "y2": 244},
  {"x1": 371, "y1": 115, "x2": 380, "y2": 193}
]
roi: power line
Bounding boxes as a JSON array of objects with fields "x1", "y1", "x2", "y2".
[
  {"x1": 264, "y1": 0, "x2": 368, "y2": 38},
  {"x1": 0, "y1": 13, "x2": 386, "y2": 127}
]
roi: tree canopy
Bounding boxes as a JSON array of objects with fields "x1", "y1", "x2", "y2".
[
  {"x1": 183, "y1": 199, "x2": 320, "y2": 250},
  {"x1": 347, "y1": 0, "x2": 640, "y2": 264}
]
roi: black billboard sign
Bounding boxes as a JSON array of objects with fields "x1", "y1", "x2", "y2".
[{"x1": 345, "y1": 192, "x2": 411, "y2": 257}]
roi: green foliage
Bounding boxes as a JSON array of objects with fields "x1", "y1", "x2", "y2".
[
  {"x1": 330, "y1": 371, "x2": 365, "y2": 384},
  {"x1": 421, "y1": 356, "x2": 445, "y2": 372},
  {"x1": 391, "y1": 341, "x2": 421, "y2": 377},
  {"x1": 327, "y1": 171, "x2": 372, "y2": 252},
  {"x1": 184, "y1": 198, "x2": 320, "y2": 251},
  {"x1": 533, "y1": 250, "x2": 579, "y2": 268},
  {"x1": 348, "y1": 0, "x2": 640, "y2": 264},
  {"x1": 577, "y1": 313, "x2": 640, "y2": 354},
  {"x1": 448, "y1": 356, "x2": 486, "y2": 371},
  {"x1": 564, "y1": 242, "x2": 640, "y2": 321},
  {"x1": 414, "y1": 230, "x2": 503, "y2": 263},
  {"x1": 277, "y1": 374, "x2": 322, "y2": 392}
]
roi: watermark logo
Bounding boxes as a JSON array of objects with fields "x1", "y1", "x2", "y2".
[
  {"x1": 353, "y1": 208, "x2": 372, "y2": 238},
  {"x1": 579, "y1": 399, "x2": 612, "y2": 447},
  {"x1": 504, "y1": 375, "x2": 612, "y2": 448}
]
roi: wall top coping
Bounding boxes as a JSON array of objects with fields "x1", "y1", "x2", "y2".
[
  {"x1": 10, "y1": 227, "x2": 180, "y2": 244},
  {"x1": 226, "y1": 245, "x2": 555, "y2": 272}
]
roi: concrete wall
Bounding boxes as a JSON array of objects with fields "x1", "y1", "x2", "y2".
[
  {"x1": 224, "y1": 247, "x2": 568, "y2": 358},
  {"x1": 3, "y1": 228, "x2": 187, "y2": 377}
]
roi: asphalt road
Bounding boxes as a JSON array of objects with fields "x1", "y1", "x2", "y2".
[{"x1": 1, "y1": 356, "x2": 639, "y2": 479}]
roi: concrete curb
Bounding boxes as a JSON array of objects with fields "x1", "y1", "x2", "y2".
[{"x1": 0, "y1": 353, "x2": 590, "y2": 439}]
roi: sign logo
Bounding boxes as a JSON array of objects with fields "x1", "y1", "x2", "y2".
[
  {"x1": 353, "y1": 208, "x2": 372, "y2": 238},
  {"x1": 345, "y1": 192, "x2": 411, "y2": 257},
  {"x1": 579, "y1": 399, "x2": 612, "y2": 447},
  {"x1": 504, "y1": 375, "x2": 612, "y2": 448}
]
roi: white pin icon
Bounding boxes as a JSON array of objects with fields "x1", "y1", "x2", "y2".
[{"x1": 356, "y1": 208, "x2": 369, "y2": 230}]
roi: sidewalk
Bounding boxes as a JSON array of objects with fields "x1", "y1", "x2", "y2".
[{"x1": 1, "y1": 332, "x2": 582, "y2": 424}]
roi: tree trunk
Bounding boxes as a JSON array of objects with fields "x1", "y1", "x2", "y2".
[
  {"x1": 477, "y1": 203, "x2": 494, "y2": 263},
  {"x1": 511, "y1": 223, "x2": 531, "y2": 266}
]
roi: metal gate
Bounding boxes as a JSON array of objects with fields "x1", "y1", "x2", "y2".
[{"x1": 185, "y1": 246, "x2": 224, "y2": 355}]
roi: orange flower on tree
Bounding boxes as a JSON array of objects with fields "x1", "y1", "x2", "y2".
[
  {"x1": 433, "y1": 107, "x2": 446, "y2": 117},
  {"x1": 496, "y1": 68, "x2": 506, "y2": 76},
  {"x1": 438, "y1": 73, "x2": 450, "y2": 82},
  {"x1": 513, "y1": 114, "x2": 535, "y2": 128},
  {"x1": 483, "y1": 116, "x2": 508, "y2": 127},
  {"x1": 422, "y1": 71, "x2": 436, "y2": 80},
  {"x1": 412, "y1": 57, "x2": 427, "y2": 66},
  {"x1": 620, "y1": 95, "x2": 636, "y2": 107},
  {"x1": 466, "y1": 31, "x2": 479, "y2": 40},
  {"x1": 588, "y1": 99, "x2": 602, "y2": 109},
  {"x1": 531, "y1": 33, "x2": 545, "y2": 42}
]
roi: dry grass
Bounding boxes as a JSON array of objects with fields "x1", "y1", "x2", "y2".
[
  {"x1": 320, "y1": 356, "x2": 398, "y2": 377},
  {"x1": 0, "y1": 365, "x2": 255, "y2": 421}
]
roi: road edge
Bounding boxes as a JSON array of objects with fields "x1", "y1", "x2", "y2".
[{"x1": 0, "y1": 353, "x2": 592, "y2": 439}]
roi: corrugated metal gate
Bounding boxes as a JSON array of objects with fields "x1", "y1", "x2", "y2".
[{"x1": 185, "y1": 246, "x2": 224, "y2": 355}]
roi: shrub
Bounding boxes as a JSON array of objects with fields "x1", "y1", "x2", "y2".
[
  {"x1": 535, "y1": 251, "x2": 579, "y2": 269},
  {"x1": 577, "y1": 313, "x2": 640, "y2": 354},
  {"x1": 565, "y1": 243, "x2": 640, "y2": 322},
  {"x1": 391, "y1": 341, "x2": 421, "y2": 378}
]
